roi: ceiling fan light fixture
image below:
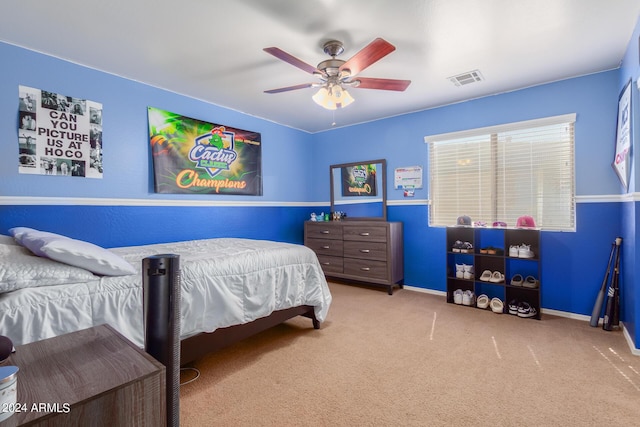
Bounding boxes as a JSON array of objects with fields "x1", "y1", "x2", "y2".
[{"x1": 312, "y1": 85, "x2": 354, "y2": 110}]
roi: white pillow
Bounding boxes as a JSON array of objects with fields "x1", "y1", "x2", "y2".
[
  {"x1": 9, "y1": 227, "x2": 36, "y2": 244},
  {"x1": 12, "y1": 228, "x2": 137, "y2": 277},
  {"x1": 0, "y1": 244, "x2": 98, "y2": 294},
  {"x1": 9, "y1": 227, "x2": 61, "y2": 246}
]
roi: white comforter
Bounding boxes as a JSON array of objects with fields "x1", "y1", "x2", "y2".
[{"x1": 0, "y1": 238, "x2": 332, "y2": 347}]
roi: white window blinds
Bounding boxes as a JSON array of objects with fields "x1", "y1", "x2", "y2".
[{"x1": 426, "y1": 114, "x2": 576, "y2": 231}]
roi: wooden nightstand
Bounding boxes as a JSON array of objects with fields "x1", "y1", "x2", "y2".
[{"x1": 1, "y1": 324, "x2": 165, "y2": 426}]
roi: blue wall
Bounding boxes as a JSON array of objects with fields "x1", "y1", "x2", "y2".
[
  {"x1": 310, "y1": 70, "x2": 622, "y2": 198},
  {"x1": 0, "y1": 205, "x2": 313, "y2": 247},
  {"x1": 618, "y1": 15, "x2": 640, "y2": 348},
  {"x1": 0, "y1": 42, "x2": 316, "y2": 203},
  {"x1": 1, "y1": 21, "x2": 639, "y2": 350}
]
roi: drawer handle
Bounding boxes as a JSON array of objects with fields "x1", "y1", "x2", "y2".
[
  {"x1": 321, "y1": 230, "x2": 330, "y2": 234},
  {"x1": 359, "y1": 232, "x2": 370, "y2": 236},
  {"x1": 322, "y1": 262, "x2": 331, "y2": 266},
  {"x1": 322, "y1": 245, "x2": 330, "y2": 249},
  {"x1": 360, "y1": 249, "x2": 370, "y2": 253},
  {"x1": 360, "y1": 267, "x2": 371, "y2": 271}
]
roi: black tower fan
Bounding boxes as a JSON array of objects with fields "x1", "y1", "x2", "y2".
[{"x1": 143, "y1": 254, "x2": 181, "y2": 427}]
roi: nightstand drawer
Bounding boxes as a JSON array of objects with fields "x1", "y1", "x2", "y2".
[
  {"x1": 306, "y1": 238, "x2": 343, "y2": 257},
  {"x1": 343, "y1": 225, "x2": 387, "y2": 242},
  {"x1": 343, "y1": 241, "x2": 387, "y2": 261}
]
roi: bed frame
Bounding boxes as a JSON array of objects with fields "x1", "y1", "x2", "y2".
[{"x1": 180, "y1": 305, "x2": 320, "y2": 365}]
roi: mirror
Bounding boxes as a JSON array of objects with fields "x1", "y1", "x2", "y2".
[{"x1": 330, "y1": 159, "x2": 387, "y2": 221}]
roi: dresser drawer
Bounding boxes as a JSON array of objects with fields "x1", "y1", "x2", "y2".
[
  {"x1": 343, "y1": 225, "x2": 387, "y2": 242},
  {"x1": 316, "y1": 255, "x2": 344, "y2": 274},
  {"x1": 305, "y1": 222, "x2": 343, "y2": 240},
  {"x1": 344, "y1": 258, "x2": 388, "y2": 281},
  {"x1": 343, "y1": 241, "x2": 387, "y2": 261},
  {"x1": 306, "y1": 238, "x2": 343, "y2": 257}
]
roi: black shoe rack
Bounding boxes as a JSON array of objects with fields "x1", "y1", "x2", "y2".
[{"x1": 446, "y1": 226, "x2": 541, "y2": 320}]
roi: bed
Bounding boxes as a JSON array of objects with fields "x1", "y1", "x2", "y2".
[{"x1": 0, "y1": 230, "x2": 332, "y2": 365}]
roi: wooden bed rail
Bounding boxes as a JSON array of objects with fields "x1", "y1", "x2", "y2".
[{"x1": 180, "y1": 305, "x2": 320, "y2": 366}]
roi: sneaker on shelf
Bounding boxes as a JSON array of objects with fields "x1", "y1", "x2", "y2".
[
  {"x1": 523, "y1": 275, "x2": 539, "y2": 289},
  {"x1": 477, "y1": 294, "x2": 490, "y2": 309},
  {"x1": 490, "y1": 298, "x2": 504, "y2": 314},
  {"x1": 452, "y1": 240, "x2": 464, "y2": 252},
  {"x1": 462, "y1": 290, "x2": 476, "y2": 306},
  {"x1": 453, "y1": 289, "x2": 464, "y2": 304},
  {"x1": 517, "y1": 302, "x2": 538, "y2": 318},
  {"x1": 487, "y1": 247, "x2": 503, "y2": 255},
  {"x1": 509, "y1": 245, "x2": 520, "y2": 257},
  {"x1": 473, "y1": 221, "x2": 487, "y2": 227},
  {"x1": 463, "y1": 264, "x2": 474, "y2": 280},
  {"x1": 518, "y1": 244, "x2": 535, "y2": 258},
  {"x1": 492, "y1": 221, "x2": 507, "y2": 228},
  {"x1": 479, "y1": 270, "x2": 492, "y2": 281},
  {"x1": 459, "y1": 241, "x2": 473, "y2": 253},
  {"x1": 508, "y1": 299, "x2": 519, "y2": 315},
  {"x1": 455, "y1": 264, "x2": 465, "y2": 278},
  {"x1": 489, "y1": 271, "x2": 504, "y2": 283},
  {"x1": 510, "y1": 274, "x2": 524, "y2": 286}
]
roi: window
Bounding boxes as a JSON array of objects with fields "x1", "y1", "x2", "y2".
[{"x1": 425, "y1": 114, "x2": 576, "y2": 231}]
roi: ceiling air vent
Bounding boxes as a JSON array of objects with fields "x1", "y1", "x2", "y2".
[{"x1": 449, "y1": 70, "x2": 484, "y2": 87}]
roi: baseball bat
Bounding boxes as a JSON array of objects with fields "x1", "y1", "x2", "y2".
[
  {"x1": 603, "y1": 237, "x2": 622, "y2": 331},
  {"x1": 589, "y1": 241, "x2": 616, "y2": 327},
  {"x1": 612, "y1": 238, "x2": 622, "y2": 327}
]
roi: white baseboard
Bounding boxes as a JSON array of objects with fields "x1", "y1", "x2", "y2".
[
  {"x1": 623, "y1": 325, "x2": 640, "y2": 356},
  {"x1": 404, "y1": 286, "x2": 640, "y2": 356},
  {"x1": 404, "y1": 285, "x2": 446, "y2": 296}
]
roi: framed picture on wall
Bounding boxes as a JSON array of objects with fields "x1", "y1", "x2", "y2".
[{"x1": 612, "y1": 79, "x2": 632, "y2": 191}]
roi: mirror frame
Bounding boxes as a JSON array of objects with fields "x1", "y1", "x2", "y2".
[{"x1": 330, "y1": 159, "x2": 387, "y2": 221}]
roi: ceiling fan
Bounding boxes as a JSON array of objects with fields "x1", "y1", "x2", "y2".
[{"x1": 263, "y1": 38, "x2": 411, "y2": 109}]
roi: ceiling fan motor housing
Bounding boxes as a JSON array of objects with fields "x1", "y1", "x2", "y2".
[{"x1": 317, "y1": 58, "x2": 347, "y2": 77}]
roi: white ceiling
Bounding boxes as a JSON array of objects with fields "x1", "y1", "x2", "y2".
[{"x1": 2, "y1": 0, "x2": 639, "y2": 133}]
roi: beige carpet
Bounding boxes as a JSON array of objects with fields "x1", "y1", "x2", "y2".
[{"x1": 180, "y1": 282, "x2": 640, "y2": 426}]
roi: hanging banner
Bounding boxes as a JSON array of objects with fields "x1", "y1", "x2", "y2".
[
  {"x1": 18, "y1": 85, "x2": 103, "y2": 178},
  {"x1": 612, "y1": 79, "x2": 632, "y2": 191},
  {"x1": 148, "y1": 107, "x2": 262, "y2": 195}
]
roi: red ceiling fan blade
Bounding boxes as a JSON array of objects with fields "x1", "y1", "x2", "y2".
[
  {"x1": 263, "y1": 47, "x2": 321, "y2": 75},
  {"x1": 264, "y1": 83, "x2": 314, "y2": 94},
  {"x1": 354, "y1": 77, "x2": 411, "y2": 91},
  {"x1": 339, "y1": 38, "x2": 396, "y2": 76}
]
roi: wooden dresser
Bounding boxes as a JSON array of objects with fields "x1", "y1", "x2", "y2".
[
  {"x1": 2, "y1": 324, "x2": 166, "y2": 426},
  {"x1": 304, "y1": 220, "x2": 404, "y2": 294}
]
